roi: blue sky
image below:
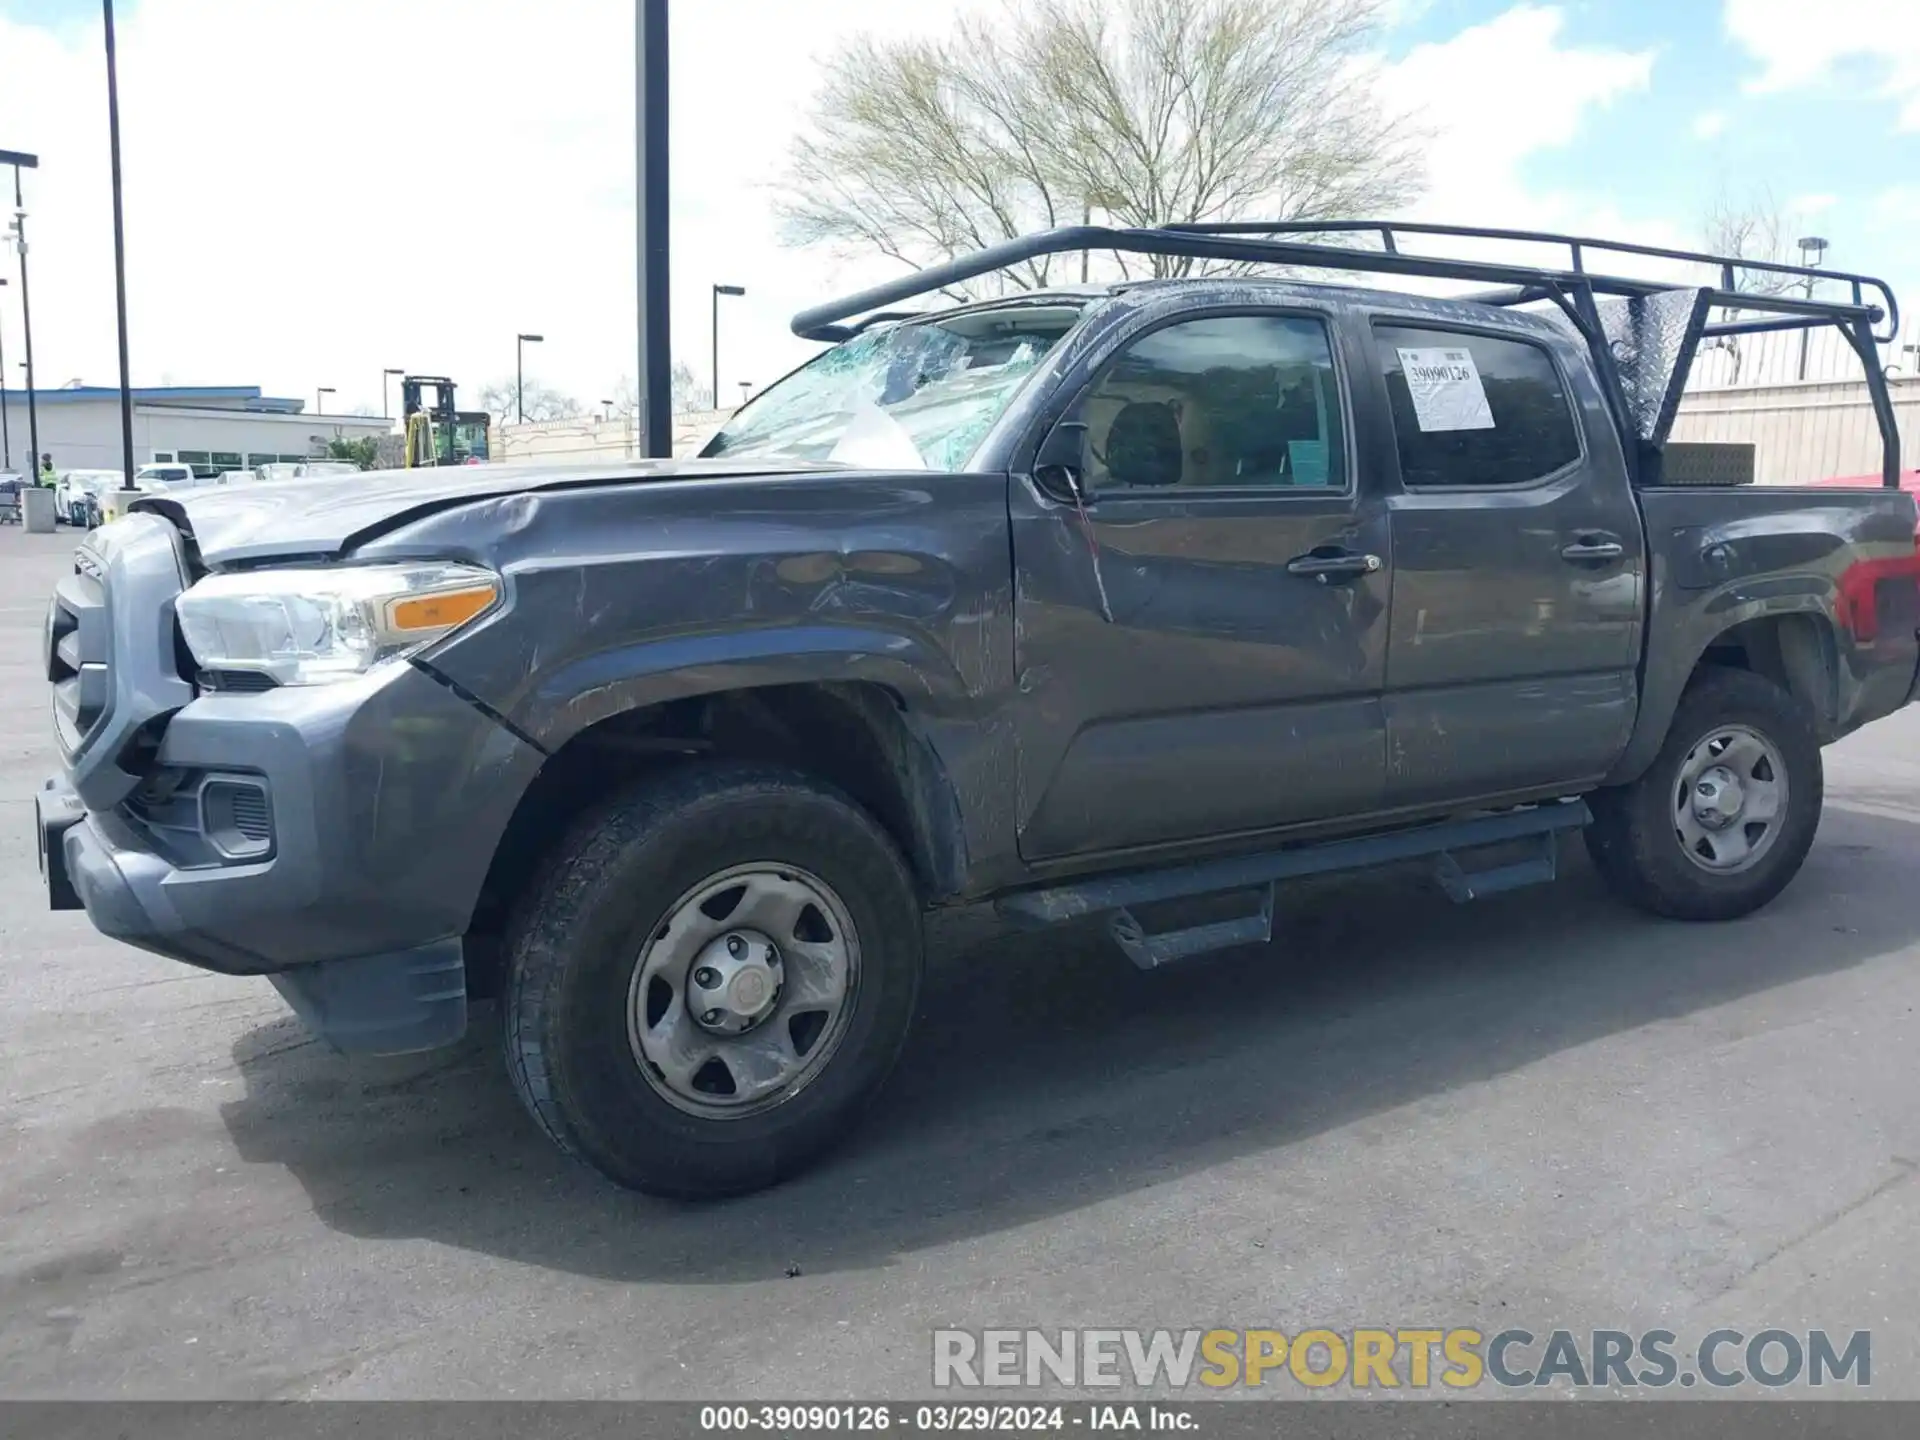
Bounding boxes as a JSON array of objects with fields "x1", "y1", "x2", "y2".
[
  {"x1": 1387, "y1": 0, "x2": 1920, "y2": 301},
  {"x1": 1, "y1": 0, "x2": 1915, "y2": 406},
  {"x1": 0, "y1": 0, "x2": 105, "y2": 29}
]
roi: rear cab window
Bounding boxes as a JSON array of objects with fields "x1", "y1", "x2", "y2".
[{"x1": 1373, "y1": 323, "x2": 1582, "y2": 488}]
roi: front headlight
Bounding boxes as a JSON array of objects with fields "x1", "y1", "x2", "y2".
[{"x1": 175, "y1": 562, "x2": 501, "y2": 686}]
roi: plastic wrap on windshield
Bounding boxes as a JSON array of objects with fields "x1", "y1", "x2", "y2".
[
  {"x1": 719, "y1": 326, "x2": 969, "y2": 452},
  {"x1": 915, "y1": 342, "x2": 1045, "y2": 470},
  {"x1": 722, "y1": 325, "x2": 1054, "y2": 469}
]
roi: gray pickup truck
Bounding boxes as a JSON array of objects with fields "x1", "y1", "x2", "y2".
[{"x1": 36, "y1": 222, "x2": 1920, "y2": 1197}]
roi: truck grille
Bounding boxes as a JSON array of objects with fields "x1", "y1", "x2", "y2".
[
  {"x1": 46, "y1": 514, "x2": 197, "y2": 815},
  {"x1": 47, "y1": 559, "x2": 110, "y2": 750}
]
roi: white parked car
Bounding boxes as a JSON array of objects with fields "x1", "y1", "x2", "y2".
[
  {"x1": 54, "y1": 469, "x2": 128, "y2": 526},
  {"x1": 133, "y1": 462, "x2": 211, "y2": 490}
]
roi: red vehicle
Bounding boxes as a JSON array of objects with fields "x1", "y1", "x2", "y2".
[{"x1": 1808, "y1": 469, "x2": 1920, "y2": 641}]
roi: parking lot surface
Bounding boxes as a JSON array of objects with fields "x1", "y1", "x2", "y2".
[{"x1": 2, "y1": 524, "x2": 1918, "y2": 1399}]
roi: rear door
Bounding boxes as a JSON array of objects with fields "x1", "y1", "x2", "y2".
[
  {"x1": 1009, "y1": 306, "x2": 1392, "y2": 862},
  {"x1": 1367, "y1": 319, "x2": 1645, "y2": 807}
]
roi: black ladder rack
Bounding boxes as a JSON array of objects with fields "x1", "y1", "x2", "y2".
[{"x1": 787, "y1": 219, "x2": 1903, "y2": 489}]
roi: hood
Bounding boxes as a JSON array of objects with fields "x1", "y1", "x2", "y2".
[{"x1": 135, "y1": 456, "x2": 845, "y2": 566}]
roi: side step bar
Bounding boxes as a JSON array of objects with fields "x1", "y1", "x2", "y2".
[{"x1": 998, "y1": 801, "x2": 1592, "y2": 970}]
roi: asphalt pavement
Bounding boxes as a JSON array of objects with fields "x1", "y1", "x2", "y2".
[{"x1": 2, "y1": 523, "x2": 1918, "y2": 1400}]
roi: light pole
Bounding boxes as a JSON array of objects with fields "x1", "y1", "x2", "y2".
[
  {"x1": 316, "y1": 386, "x2": 335, "y2": 414},
  {"x1": 599, "y1": 399, "x2": 613, "y2": 422},
  {"x1": 382, "y1": 367, "x2": 405, "y2": 419},
  {"x1": 636, "y1": 0, "x2": 671, "y2": 456},
  {"x1": 737, "y1": 380, "x2": 751, "y2": 408},
  {"x1": 1797, "y1": 236, "x2": 1829, "y2": 382},
  {"x1": 1, "y1": 147, "x2": 41, "y2": 484},
  {"x1": 102, "y1": 1, "x2": 135, "y2": 488},
  {"x1": 712, "y1": 283, "x2": 744, "y2": 414},
  {"x1": 0, "y1": 275, "x2": 9, "y2": 471},
  {"x1": 516, "y1": 333, "x2": 543, "y2": 422}
]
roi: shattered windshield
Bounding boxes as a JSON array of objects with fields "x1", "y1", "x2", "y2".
[{"x1": 702, "y1": 303, "x2": 1086, "y2": 470}]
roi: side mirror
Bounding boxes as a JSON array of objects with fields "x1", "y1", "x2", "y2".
[{"x1": 1034, "y1": 418, "x2": 1090, "y2": 490}]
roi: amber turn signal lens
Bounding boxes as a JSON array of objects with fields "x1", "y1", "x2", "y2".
[{"x1": 387, "y1": 585, "x2": 497, "y2": 633}]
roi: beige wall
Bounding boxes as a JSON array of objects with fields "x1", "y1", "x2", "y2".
[
  {"x1": 492, "y1": 408, "x2": 731, "y2": 463},
  {"x1": 1671, "y1": 376, "x2": 1919, "y2": 484}
]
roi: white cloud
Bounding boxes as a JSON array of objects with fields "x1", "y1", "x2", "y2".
[
  {"x1": 1724, "y1": 0, "x2": 1920, "y2": 129},
  {"x1": 1384, "y1": 7, "x2": 1654, "y2": 213},
  {"x1": 1375, "y1": 6, "x2": 1685, "y2": 284},
  {"x1": 1791, "y1": 192, "x2": 1840, "y2": 216},
  {"x1": 1692, "y1": 109, "x2": 1730, "y2": 139},
  {"x1": 0, "y1": 0, "x2": 1675, "y2": 414}
]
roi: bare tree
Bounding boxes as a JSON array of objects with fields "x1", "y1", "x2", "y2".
[
  {"x1": 1703, "y1": 187, "x2": 1805, "y2": 299},
  {"x1": 779, "y1": 0, "x2": 1424, "y2": 292},
  {"x1": 671, "y1": 361, "x2": 714, "y2": 414},
  {"x1": 480, "y1": 377, "x2": 584, "y2": 427},
  {"x1": 608, "y1": 367, "x2": 716, "y2": 419},
  {"x1": 1699, "y1": 187, "x2": 1806, "y2": 386}
]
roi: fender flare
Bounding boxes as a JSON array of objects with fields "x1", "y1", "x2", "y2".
[
  {"x1": 1605, "y1": 596, "x2": 1841, "y2": 787},
  {"x1": 512, "y1": 623, "x2": 976, "y2": 756},
  {"x1": 466, "y1": 625, "x2": 978, "y2": 900}
]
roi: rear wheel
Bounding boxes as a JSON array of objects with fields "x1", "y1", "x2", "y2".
[
  {"x1": 503, "y1": 762, "x2": 923, "y2": 1198},
  {"x1": 1586, "y1": 667, "x2": 1822, "y2": 921}
]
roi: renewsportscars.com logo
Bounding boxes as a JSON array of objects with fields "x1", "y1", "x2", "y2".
[{"x1": 932, "y1": 1328, "x2": 1871, "y2": 1391}]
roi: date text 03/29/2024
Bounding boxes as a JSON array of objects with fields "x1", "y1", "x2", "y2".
[{"x1": 699, "y1": 1405, "x2": 1187, "y2": 1432}]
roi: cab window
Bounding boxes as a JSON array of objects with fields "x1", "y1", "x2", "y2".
[{"x1": 1081, "y1": 314, "x2": 1347, "y2": 492}]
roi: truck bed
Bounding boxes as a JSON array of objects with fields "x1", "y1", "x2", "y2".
[{"x1": 1622, "y1": 483, "x2": 1920, "y2": 784}]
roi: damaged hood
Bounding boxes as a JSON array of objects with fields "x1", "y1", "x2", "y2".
[{"x1": 136, "y1": 457, "x2": 848, "y2": 565}]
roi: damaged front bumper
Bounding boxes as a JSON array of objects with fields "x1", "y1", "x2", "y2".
[{"x1": 38, "y1": 513, "x2": 545, "y2": 1054}]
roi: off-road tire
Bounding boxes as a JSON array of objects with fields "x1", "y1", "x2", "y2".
[
  {"x1": 503, "y1": 762, "x2": 923, "y2": 1198},
  {"x1": 1586, "y1": 666, "x2": 1822, "y2": 921}
]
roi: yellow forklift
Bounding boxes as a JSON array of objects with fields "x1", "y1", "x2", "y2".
[{"x1": 401, "y1": 376, "x2": 493, "y2": 467}]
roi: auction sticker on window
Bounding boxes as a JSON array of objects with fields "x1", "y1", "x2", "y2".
[{"x1": 1397, "y1": 346, "x2": 1495, "y2": 432}]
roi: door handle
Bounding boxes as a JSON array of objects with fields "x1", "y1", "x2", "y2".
[
  {"x1": 1286, "y1": 551, "x2": 1383, "y2": 584},
  {"x1": 1560, "y1": 537, "x2": 1625, "y2": 563}
]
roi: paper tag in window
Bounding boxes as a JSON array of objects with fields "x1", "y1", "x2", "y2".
[
  {"x1": 1287, "y1": 439, "x2": 1329, "y2": 487},
  {"x1": 1397, "y1": 347, "x2": 1495, "y2": 432}
]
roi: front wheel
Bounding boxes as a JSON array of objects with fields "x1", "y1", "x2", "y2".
[
  {"x1": 1586, "y1": 667, "x2": 1823, "y2": 921},
  {"x1": 503, "y1": 762, "x2": 923, "y2": 1198}
]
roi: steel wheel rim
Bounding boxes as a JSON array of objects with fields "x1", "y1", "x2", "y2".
[
  {"x1": 1672, "y1": 723, "x2": 1788, "y2": 875},
  {"x1": 626, "y1": 862, "x2": 860, "y2": 1120}
]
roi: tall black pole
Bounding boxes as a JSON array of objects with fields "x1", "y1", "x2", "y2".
[
  {"x1": 516, "y1": 337, "x2": 525, "y2": 423},
  {"x1": 711, "y1": 285, "x2": 718, "y2": 419},
  {"x1": 9, "y1": 164, "x2": 41, "y2": 481},
  {"x1": 103, "y1": 0, "x2": 135, "y2": 486},
  {"x1": 0, "y1": 277, "x2": 10, "y2": 471},
  {"x1": 636, "y1": 0, "x2": 671, "y2": 457}
]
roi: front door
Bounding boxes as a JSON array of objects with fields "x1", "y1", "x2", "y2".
[
  {"x1": 1010, "y1": 309, "x2": 1392, "y2": 863},
  {"x1": 1368, "y1": 319, "x2": 1646, "y2": 806}
]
